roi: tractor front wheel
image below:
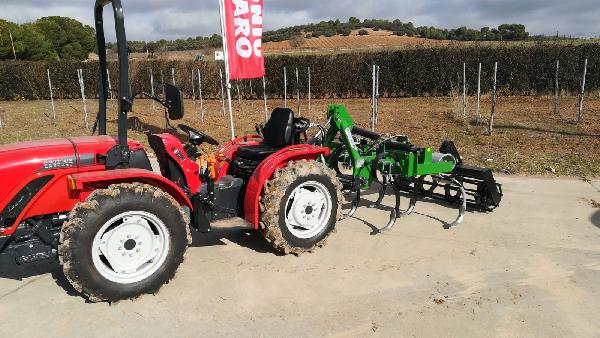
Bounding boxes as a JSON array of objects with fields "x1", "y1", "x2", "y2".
[
  {"x1": 59, "y1": 183, "x2": 190, "y2": 302},
  {"x1": 259, "y1": 160, "x2": 342, "y2": 255}
]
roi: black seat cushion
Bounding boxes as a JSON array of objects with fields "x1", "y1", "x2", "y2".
[
  {"x1": 236, "y1": 144, "x2": 278, "y2": 161},
  {"x1": 263, "y1": 108, "x2": 295, "y2": 148},
  {"x1": 235, "y1": 108, "x2": 295, "y2": 162}
]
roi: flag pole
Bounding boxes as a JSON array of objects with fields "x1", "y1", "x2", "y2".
[{"x1": 218, "y1": 0, "x2": 236, "y2": 140}]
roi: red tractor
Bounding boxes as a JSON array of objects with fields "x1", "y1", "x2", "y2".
[{"x1": 0, "y1": 0, "x2": 341, "y2": 302}]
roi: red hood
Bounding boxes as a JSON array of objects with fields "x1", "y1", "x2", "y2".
[{"x1": 0, "y1": 136, "x2": 145, "y2": 207}]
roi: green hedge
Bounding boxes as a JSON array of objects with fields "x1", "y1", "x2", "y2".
[{"x1": 0, "y1": 44, "x2": 598, "y2": 101}]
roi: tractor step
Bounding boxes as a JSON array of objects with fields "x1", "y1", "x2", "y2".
[{"x1": 210, "y1": 217, "x2": 254, "y2": 230}]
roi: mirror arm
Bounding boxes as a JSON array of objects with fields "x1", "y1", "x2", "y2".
[{"x1": 137, "y1": 91, "x2": 171, "y2": 109}]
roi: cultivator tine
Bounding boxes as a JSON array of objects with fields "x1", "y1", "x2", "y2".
[
  {"x1": 446, "y1": 178, "x2": 467, "y2": 228},
  {"x1": 400, "y1": 190, "x2": 417, "y2": 217},
  {"x1": 376, "y1": 180, "x2": 417, "y2": 233},
  {"x1": 346, "y1": 189, "x2": 360, "y2": 218},
  {"x1": 377, "y1": 186, "x2": 401, "y2": 232},
  {"x1": 369, "y1": 183, "x2": 387, "y2": 208}
]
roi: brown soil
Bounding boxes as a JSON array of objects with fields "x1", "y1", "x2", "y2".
[
  {"x1": 0, "y1": 96, "x2": 598, "y2": 176},
  {"x1": 264, "y1": 31, "x2": 451, "y2": 52}
]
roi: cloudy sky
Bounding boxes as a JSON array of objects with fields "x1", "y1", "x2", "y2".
[{"x1": 2, "y1": 0, "x2": 600, "y2": 40}]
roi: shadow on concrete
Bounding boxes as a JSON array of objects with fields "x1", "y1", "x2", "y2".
[
  {"x1": 0, "y1": 258, "x2": 58, "y2": 281},
  {"x1": 190, "y1": 227, "x2": 281, "y2": 256},
  {"x1": 591, "y1": 210, "x2": 600, "y2": 229},
  {"x1": 342, "y1": 185, "x2": 462, "y2": 232}
]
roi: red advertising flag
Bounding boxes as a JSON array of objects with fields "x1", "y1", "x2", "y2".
[{"x1": 222, "y1": 0, "x2": 265, "y2": 80}]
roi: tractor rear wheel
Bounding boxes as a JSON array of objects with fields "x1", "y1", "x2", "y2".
[
  {"x1": 259, "y1": 160, "x2": 342, "y2": 255},
  {"x1": 59, "y1": 183, "x2": 190, "y2": 302}
]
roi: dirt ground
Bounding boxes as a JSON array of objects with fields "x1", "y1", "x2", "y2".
[
  {"x1": 0, "y1": 95, "x2": 598, "y2": 176},
  {"x1": 0, "y1": 175, "x2": 599, "y2": 337}
]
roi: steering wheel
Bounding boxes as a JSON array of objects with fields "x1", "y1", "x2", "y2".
[
  {"x1": 294, "y1": 117, "x2": 311, "y2": 134},
  {"x1": 178, "y1": 124, "x2": 219, "y2": 146}
]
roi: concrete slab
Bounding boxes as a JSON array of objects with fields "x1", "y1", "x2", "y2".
[{"x1": 0, "y1": 176, "x2": 599, "y2": 337}]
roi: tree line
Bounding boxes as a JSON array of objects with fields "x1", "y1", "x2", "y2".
[
  {"x1": 264, "y1": 18, "x2": 531, "y2": 42},
  {"x1": 0, "y1": 15, "x2": 580, "y2": 62},
  {"x1": 0, "y1": 17, "x2": 95, "y2": 61}
]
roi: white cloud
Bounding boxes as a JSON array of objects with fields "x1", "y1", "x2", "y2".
[{"x1": 0, "y1": 0, "x2": 599, "y2": 40}]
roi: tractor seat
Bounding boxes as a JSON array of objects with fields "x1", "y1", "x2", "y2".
[
  {"x1": 236, "y1": 108, "x2": 295, "y2": 161},
  {"x1": 236, "y1": 144, "x2": 278, "y2": 160}
]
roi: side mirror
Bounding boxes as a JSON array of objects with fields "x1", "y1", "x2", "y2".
[{"x1": 165, "y1": 84, "x2": 184, "y2": 120}]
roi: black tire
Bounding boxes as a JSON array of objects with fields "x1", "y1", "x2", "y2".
[
  {"x1": 259, "y1": 160, "x2": 343, "y2": 255},
  {"x1": 59, "y1": 183, "x2": 191, "y2": 302}
]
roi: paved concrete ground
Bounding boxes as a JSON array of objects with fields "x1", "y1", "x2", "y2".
[{"x1": 0, "y1": 176, "x2": 599, "y2": 337}]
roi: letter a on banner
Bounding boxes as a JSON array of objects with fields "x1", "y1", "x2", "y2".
[{"x1": 221, "y1": 0, "x2": 265, "y2": 80}]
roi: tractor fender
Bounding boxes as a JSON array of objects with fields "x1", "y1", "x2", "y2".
[
  {"x1": 243, "y1": 145, "x2": 330, "y2": 228},
  {"x1": 68, "y1": 168, "x2": 193, "y2": 209}
]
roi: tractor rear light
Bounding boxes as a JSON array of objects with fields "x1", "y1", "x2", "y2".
[{"x1": 68, "y1": 176, "x2": 78, "y2": 191}]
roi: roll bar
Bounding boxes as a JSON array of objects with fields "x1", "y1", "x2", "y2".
[{"x1": 95, "y1": 0, "x2": 131, "y2": 167}]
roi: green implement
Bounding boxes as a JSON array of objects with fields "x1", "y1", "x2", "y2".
[{"x1": 313, "y1": 104, "x2": 501, "y2": 232}]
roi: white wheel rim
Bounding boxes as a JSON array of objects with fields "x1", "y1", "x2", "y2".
[
  {"x1": 284, "y1": 181, "x2": 333, "y2": 239},
  {"x1": 91, "y1": 211, "x2": 170, "y2": 284}
]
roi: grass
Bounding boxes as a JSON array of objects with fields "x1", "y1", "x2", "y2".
[{"x1": 0, "y1": 96, "x2": 599, "y2": 177}]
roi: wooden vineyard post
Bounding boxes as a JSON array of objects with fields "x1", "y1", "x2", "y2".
[
  {"x1": 488, "y1": 62, "x2": 498, "y2": 135},
  {"x1": 191, "y1": 69, "x2": 196, "y2": 103},
  {"x1": 577, "y1": 58, "x2": 588, "y2": 124},
  {"x1": 248, "y1": 79, "x2": 254, "y2": 109},
  {"x1": 284, "y1": 67, "x2": 288, "y2": 108},
  {"x1": 476, "y1": 62, "x2": 482, "y2": 124},
  {"x1": 77, "y1": 69, "x2": 89, "y2": 129},
  {"x1": 171, "y1": 68, "x2": 176, "y2": 86},
  {"x1": 219, "y1": 68, "x2": 226, "y2": 116},
  {"x1": 262, "y1": 76, "x2": 268, "y2": 121},
  {"x1": 371, "y1": 64, "x2": 376, "y2": 131},
  {"x1": 295, "y1": 68, "x2": 300, "y2": 114},
  {"x1": 462, "y1": 62, "x2": 467, "y2": 119},
  {"x1": 48, "y1": 69, "x2": 56, "y2": 124},
  {"x1": 554, "y1": 60, "x2": 560, "y2": 116},
  {"x1": 375, "y1": 65, "x2": 380, "y2": 125},
  {"x1": 307, "y1": 67, "x2": 312, "y2": 114},
  {"x1": 150, "y1": 69, "x2": 156, "y2": 114},
  {"x1": 107, "y1": 69, "x2": 114, "y2": 100},
  {"x1": 197, "y1": 69, "x2": 204, "y2": 122},
  {"x1": 160, "y1": 70, "x2": 166, "y2": 98}
]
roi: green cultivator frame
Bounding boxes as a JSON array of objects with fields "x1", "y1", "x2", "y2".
[{"x1": 312, "y1": 104, "x2": 502, "y2": 231}]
